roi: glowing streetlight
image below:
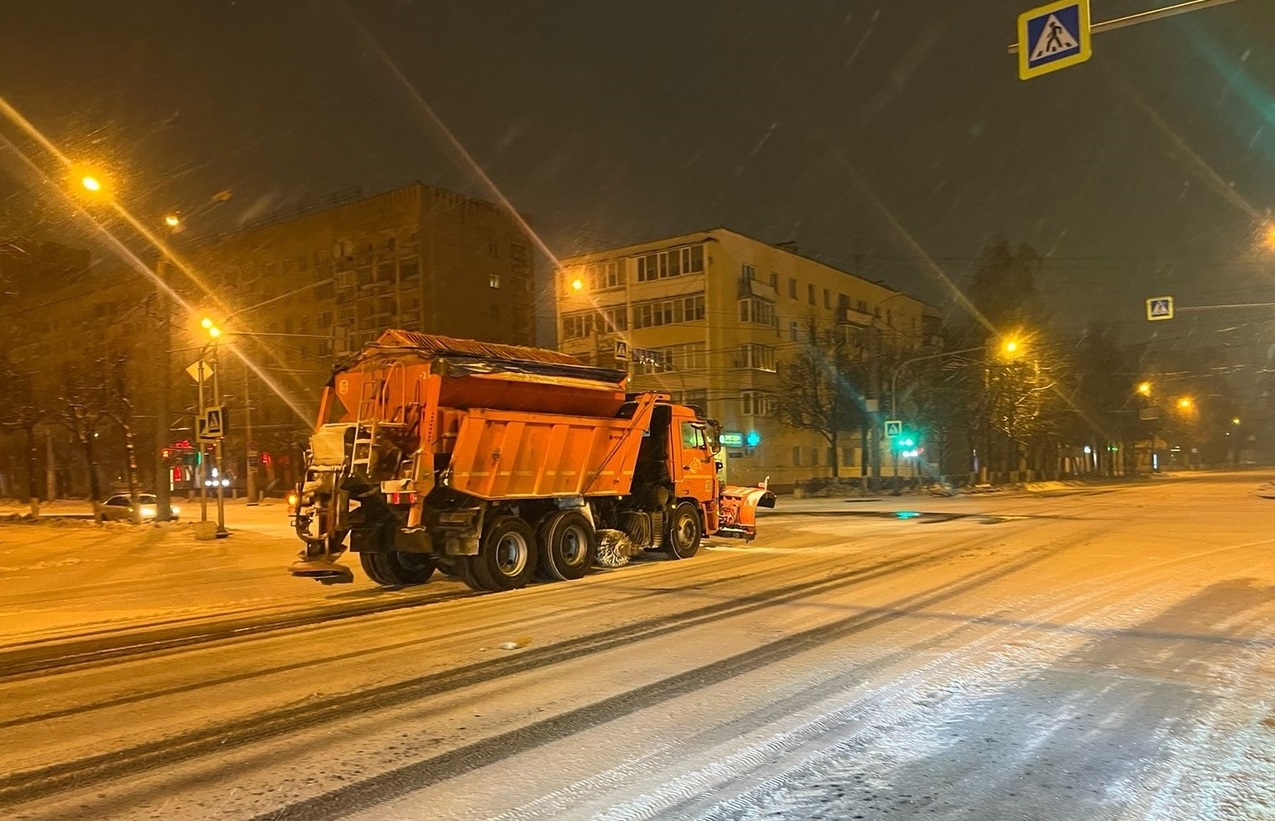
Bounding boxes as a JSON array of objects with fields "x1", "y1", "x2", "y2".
[
  {"x1": 1136, "y1": 381, "x2": 1152, "y2": 396},
  {"x1": 164, "y1": 214, "x2": 181, "y2": 228},
  {"x1": 1177, "y1": 397, "x2": 1193, "y2": 410},
  {"x1": 1232, "y1": 417, "x2": 1241, "y2": 426},
  {"x1": 80, "y1": 175, "x2": 102, "y2": 192},
  {"x1": 200, "y1": 317, "x2": 221, "y2": 338},
  {"x1": 571, "y1": 278, "x2": 584, "y2": 291}
]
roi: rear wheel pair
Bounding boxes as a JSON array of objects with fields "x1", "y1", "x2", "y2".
[
  {"x1": 458, "y1": 511, "x2": 598, "y2": 592},
  {"x1": 458, "y1": 515, "x2": 538, "y2": 592},
  {"x1": 359, "y1": 550, "x2": 436, "y2": 585}
]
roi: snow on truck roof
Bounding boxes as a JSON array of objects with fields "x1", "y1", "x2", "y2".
[{"x1": 338, "y1": 329, "x2": 629, "y2": 386}]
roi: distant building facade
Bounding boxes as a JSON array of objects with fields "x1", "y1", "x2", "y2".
[
  {"x1": 555, "y1": 229, "x2": 939, "y2": 491},
  {"x1": 0, "y1": 183, "x2": 536, "y2": 498}
]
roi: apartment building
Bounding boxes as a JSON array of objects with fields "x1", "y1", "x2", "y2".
[
  {"x1": 0, "y1": 183, "x2": 537, "y2": 497},
  {"x1": 556, "y1": 228, "x2": 938, "y2": 490}
]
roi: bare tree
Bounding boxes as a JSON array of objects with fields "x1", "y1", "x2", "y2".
[
  {"x1": 0, "y1": 356, "x2": 42, "y2": 515},
  {"x1": 57, "y1": 365, "x2": 110, "y2": 522},
  {"x1": 100, "y1": 355, "x2": 143, "y2": 522},
  {"x1": 777, "y1": 320, "x2": 869, "y2": 478}
]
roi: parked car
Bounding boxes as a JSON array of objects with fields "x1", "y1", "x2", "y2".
[{"x1": 100, "y1": 493, "x2": 181, "y2": 521}]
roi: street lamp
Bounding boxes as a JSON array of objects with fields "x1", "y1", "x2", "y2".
[
  {"x1": 1137, "y1": 381, "x2": 1152, "y2": 397},
  {"x1": 197, "y1": 318, "x2": 228, "y2": 537},
  {"x1": 164, "y1": 214, "x2": 181, "y2": 228},
  {"x1": 80, "y1": 175, "x2": 102, "y2": 193},
  {"x1": 1177, "y1": 397, "x2": 1193, "y2": 410}
]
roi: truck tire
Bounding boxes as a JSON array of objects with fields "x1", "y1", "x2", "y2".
[
  {"x1": 360, "y1": 551, "x2": 436, "y2": 586},
  {"x1": 538, "y1": 511, "x2": 597, "y2": 581},
  {"x1": 664, "y1": 501, "x2": 702, "y2": 559},
  {"x1": 474, "y1": 515, "x2": 538, "y2": 591},
  {"x1": 456, "y1": 556, "x2": 489, "y2": 592}
]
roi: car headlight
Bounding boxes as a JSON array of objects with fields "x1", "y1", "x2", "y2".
[
  {"x1": 140, "y1": 505, "x2": 157, "y2": 518},
  {"x1": 170, "y1": 505, "x2": 181, "y2": 516}
]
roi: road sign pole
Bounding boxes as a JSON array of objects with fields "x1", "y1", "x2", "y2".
[
  {"x1": 213, "y1": 342, "x2": 228, "y2": 538},
  {"x1": 1009, "y1": 0, "x2": 1245, "y2": 53},
  {"x1": 197, "y1": 359, "x2": 208, "y2": 524}
]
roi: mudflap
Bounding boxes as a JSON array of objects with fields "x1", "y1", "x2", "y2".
[{"x1": 716, "y1": 483, "x2": 777, "y2": 541}]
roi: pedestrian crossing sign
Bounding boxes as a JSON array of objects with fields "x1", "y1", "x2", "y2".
[
  {"x1": 1018, "y1": 0, "x2": 1090, "y2": 80},
  {"x1": 1146, "y1": 296, "x2": 1174, "y2": 321}
]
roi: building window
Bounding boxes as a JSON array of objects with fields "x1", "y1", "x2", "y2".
[
  {"x1": 585, "y1": 260, "x2": 623, "y2": 290},
  {"x1": 741, "y1": 390, "x2": 777, "y2": 417},
  {"x1": 636, "y1": 244, "x2": 705, "y2": 282},
  {"x1": 736, "y1": 343, "x2": 777, "y2": 372},
  {"x1": 789, "y1": 320, "x2": 799, "y2": 341},
  {"x1": 633, "y1": 294, "x2": 706, "y2": 329},
  {"x1": 770, "y1": 272, "x2": 779, "y2": 290},
  {"x1": 490, "y1": 273, "x2": 501, "y2": 289},
  {"x1": 810, "y1": 447, "x2": 819, "y2": 466},
  {"x1": 317, "y1": 311, "x2": 333, "y2": 329},
  {"x1": 741, "y1": 263, "x2": 758, "y2": 280},
  {"x1": 631, "y1": 347, "x2": 673, "y2": 374},
  {"x1": 808, "y1": 283, "x2": 816, "y2": 305},
  {"x1": 738, "y1": 298, "x2": 776, "y2": 327},
  {"x1": 793, "y1": 446, "x2": 802, "y2": 466},
  {"x1": 857, "y1": 299, "x2": 868, "y2": 313},
  {"x1": 601, "y1": 306, "x2": 627, "y2": 332},
  {"x1": 887, "y1": 309, "x2": 893, "y2": 326},
  {"x1": 562, "y1": 312, "x2": 594, "y2": 340},
  {"x1": 788, "y1": 278, "x2": 798, "y2": 299},
  {"x1": 823, "y1": 288, "x2": 831, "y2": 309},
  {"x1": 510, "y1": 243, "x2": 528, "y2": 263},
  {"x1": 488, "y1": 241, "x2": 500, "y2": 257},
  {"x1": 676, "y1": 389, "x2": 708, "y2": 410}
]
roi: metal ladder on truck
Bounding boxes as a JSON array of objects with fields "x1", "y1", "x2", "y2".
[{"x1": 350, "y1": 364, "x2": 409, "y2": 479}]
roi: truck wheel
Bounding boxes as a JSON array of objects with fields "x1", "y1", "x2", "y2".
[
  {"x1": 359, "y1": 551, "x2": 394, "y2": 585},
  {"x1": 538, "y1": 511, "x2": 597, "y2": 581},
  {"x1": 475, "y1": 515, "x2": 538, "y2": 590},
  {"x1": 360, "y1": 551, "x2": 436, "y2": 585},
  {"x1": 456, "y1": 556, "x2": 489, "y2": 592},
  {"x1": 664, "y1": 502, "x2": 702, "y2": 559}
]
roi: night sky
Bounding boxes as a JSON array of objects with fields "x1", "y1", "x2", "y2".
[{"x1": 2, "y1": 0, "x2": 1273, "y2": 343}]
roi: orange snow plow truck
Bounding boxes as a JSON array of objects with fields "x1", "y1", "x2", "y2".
[{"x1": 289, "y1": 330, "x2": 775, "y2": 591}]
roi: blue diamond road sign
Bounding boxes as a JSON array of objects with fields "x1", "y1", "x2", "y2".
[{"x1": 1018, "y1": 0, "x2": 1091, "y2": 80}]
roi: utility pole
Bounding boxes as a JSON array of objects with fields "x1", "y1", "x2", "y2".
[
  {"x1": 244, "y1": 366, "x2": 257, "y2": 504},
  {"x1": 212, "y1": 342, "x2": 228, "y2": 536},
  {"x1": 197, "y1": 357, "x2": 208, "y2": 524},
  {"x1": 868, "y1": 324, "x2": 882, "y2": 489},
  {"x1": 154, "y1": 259, "x2": 173, "y2": 522}
]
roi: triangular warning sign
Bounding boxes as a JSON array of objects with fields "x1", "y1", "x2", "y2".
[{"x1": 1029, "y1": 14, "x2": 1079, "y2": 59}]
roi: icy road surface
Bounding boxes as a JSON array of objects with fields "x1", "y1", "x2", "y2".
[{"x1": 0, "y1": 473, "x2": 1272, "y2": 820}]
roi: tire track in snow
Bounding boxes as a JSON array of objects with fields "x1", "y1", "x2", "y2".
[
  {"x1": 0, "y1": 533, "x2": 987, "y2": 811},
  {"x1": 238, "y1": 531, "x2": 1070, "y2": 821}
]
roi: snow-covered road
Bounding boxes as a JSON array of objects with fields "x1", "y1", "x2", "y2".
[{"x1": 0, "y1": 472, "x2": 1272, "y2": 820}]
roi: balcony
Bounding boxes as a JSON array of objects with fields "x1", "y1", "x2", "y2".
[{"x1": 838, "y1": 306, "x2": 875, "y2": 328}]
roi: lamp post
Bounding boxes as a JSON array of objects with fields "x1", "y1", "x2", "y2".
[{"x1": 199, "y1": 319, "x2": 229, "y2": 537}]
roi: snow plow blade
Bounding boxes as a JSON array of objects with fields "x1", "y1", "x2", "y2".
[
  {"x1": 289, "y1": 559, "x2": 355, "y2": 585},
  {"x1": 716, "y1": 483, "x2": 777, "y2": 541}
]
